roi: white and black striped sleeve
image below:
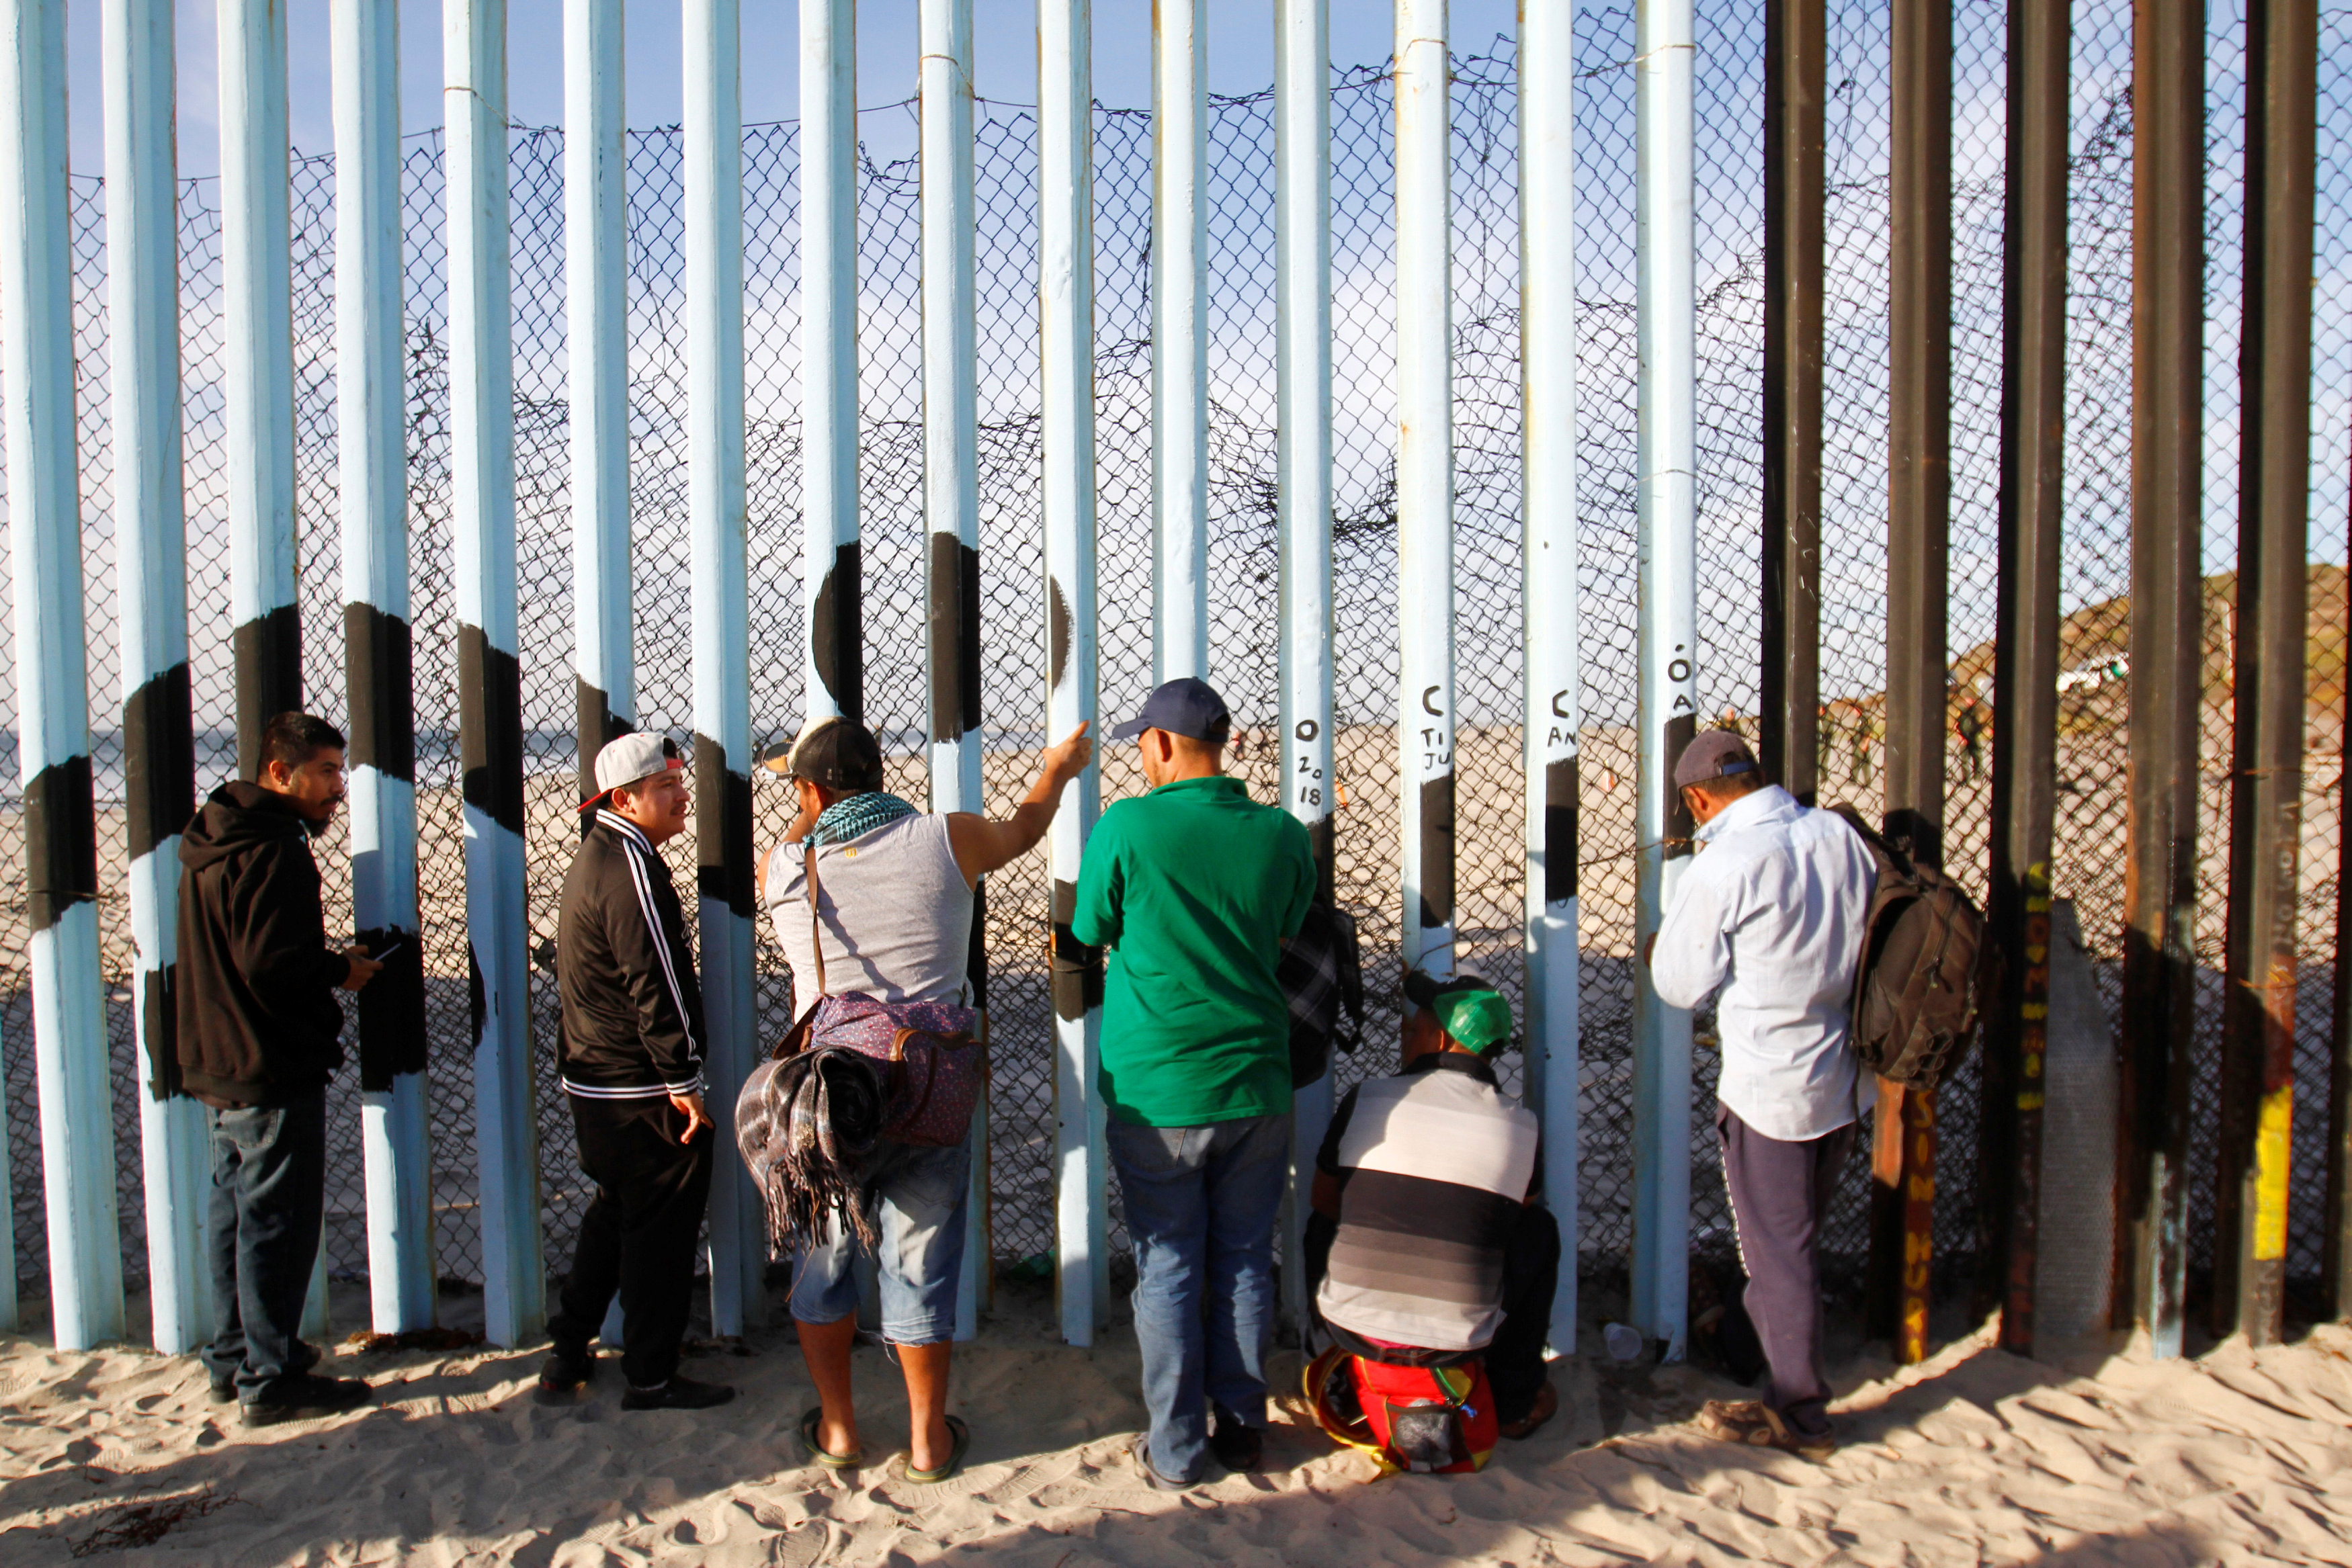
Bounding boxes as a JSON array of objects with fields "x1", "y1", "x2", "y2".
[{"x1": 612, "y1": 841, "x2": 708, "y2": 1096}]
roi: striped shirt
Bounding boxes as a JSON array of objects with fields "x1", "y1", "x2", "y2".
[{"x1": 1314, "y1": 1052, "x2": 1540, "y2": 1352}]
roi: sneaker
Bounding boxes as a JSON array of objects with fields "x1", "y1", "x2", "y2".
[
  {"x1": 206, "y1": 1377, "x2": 235, "y2": 1405},
  {"x1": 1208, "y1": 1418, "x2": 1263, "y2": 1472},
  {"x1": 620, "y1": 1374, "x2": 735, "y2": 1411},
  {"x1": 534, "y1": 1348, "x2": 598, "y2": 1405},
  {"x1": 240, "y1": 1374, "x2": 374, "y2": 1428}
]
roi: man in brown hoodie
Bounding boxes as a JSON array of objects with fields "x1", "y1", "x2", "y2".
[{"x1": 177, "y1": 713, "x2": 382, "y2": 1425}]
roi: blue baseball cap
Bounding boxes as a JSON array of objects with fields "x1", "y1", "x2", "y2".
[{"x1": 1109, "y1": 677, "x2": 1232, "y2": 743}]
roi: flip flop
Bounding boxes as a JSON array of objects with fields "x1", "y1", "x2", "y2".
[
  {"x1": 799, "y1": 1406, "x2": 862, "y2": 1470},
  {"x1": 1695, "y1": 1397, "x2": 1834, "y2": 1461},
  {"x1": 900, "y1": 1413, "x2": 970, "y2": 1484}
]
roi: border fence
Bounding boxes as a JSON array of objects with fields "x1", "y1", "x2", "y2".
[{"x1": 2, "y1": 1, "x2": 2349, "y2": 1361}]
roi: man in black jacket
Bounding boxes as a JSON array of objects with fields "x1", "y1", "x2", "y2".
[
  {"x1": 538, "y1": 732, "x2": 734, "y2": 1411},
  {"x1": 177, "y1": 712, "x2": 383, "y2": 1425}
]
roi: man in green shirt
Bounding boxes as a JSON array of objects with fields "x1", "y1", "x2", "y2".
[{"x1": 1073, "y1": 677, "x2": 1316, "y2": 1489}]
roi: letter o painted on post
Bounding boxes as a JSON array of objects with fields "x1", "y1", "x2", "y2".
[
  {"x1": 1295, "y1": 719, "x2": 1319, "y2": 742},
  {"x1": 1667, "y1": 658, "x2": 1691, "y2": 683}
]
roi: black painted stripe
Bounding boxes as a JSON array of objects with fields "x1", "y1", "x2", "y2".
[
  {"x1": 1544, "y1": 755, "x2": 1579, "y2": 904},
  {"x1": 576, "y1": 678, "x2": 632, "y2": 811},
  {"x1": 1050, "y1": 875, "x2": 1103, "y2": 1022},
  {"x1": 143, "y1": 962, "x2": 181, "y2": 1098},
  {"x1": 1048, "y1": 573, "x2": 1070, "y2": 693},
  {"x1": 1664, "y1": 711, "x2": 1697, "y2": 860},
  {"x1": 343, "y1": 601, "x2": 416, "y2": 785},
  {"x1": 353, "y1": 922, "x2": 427, "y2": 1092},
  {"x1": 123, "y1": 660, "x2": 194, "y2": 864},
  {"x1": 458, "y1": 623, "x2": 526, "y2": 838},
  {"x1": 811, "y1": 539, "x2": 864, "y2": 726},
  {"x1": 966, "y1": 878, "x2": 989, "y2": 1010},
  {"x1": 24, "y1": 754, "x2": 99, "y2": 934},
  {"x1": 693, "y1": 734, "x2": 755, "y2": 920},
  {"x1": 1417, "y1": 770, "x2": 1455, "y2": 931},
  {"x1": 959, "y1": 539, "x2": 983, "y2": 733},
  {"x1": 233, "y1": 601, "x2": 302, "y2": 780},
  {"x1": 927, "y1": 533, "x2": 983, "y2": 742}
]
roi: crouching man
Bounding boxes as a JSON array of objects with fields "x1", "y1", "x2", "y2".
[{"x1": 1305, "y1": 971, "x2": 1561, "y2": 1469}]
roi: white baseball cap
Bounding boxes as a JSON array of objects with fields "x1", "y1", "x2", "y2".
[{"x1": 583, "y1": 732, "x2": 684, "y2": 812}]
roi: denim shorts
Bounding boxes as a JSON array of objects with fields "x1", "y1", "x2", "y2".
[{"x1": 787, "y1": 1132, "x2": 972, "y2": 1345}]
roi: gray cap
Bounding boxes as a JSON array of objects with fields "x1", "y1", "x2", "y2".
[
  {"x1": 1673, "y1": 729, "x2": 1760, "y2": 790},
  {"x1": 585, "y1": 732, "x2": 684, "y2": 812}
]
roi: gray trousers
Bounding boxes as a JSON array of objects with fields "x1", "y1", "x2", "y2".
[{"x1": 1716, "y1": 1104, "x2": 1858, "y2": 1438}]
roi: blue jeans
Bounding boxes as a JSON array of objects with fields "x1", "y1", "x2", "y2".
[
  {"x1": 788, "y1": 1133, "x2": 971, "y2": 1346},
  {"x1": 1107, "y1": 1112, "x2": 1289, "y2": 1483},
  {"x1": 200, "y1": 1085, "x2": 327, "y2": 1401}
]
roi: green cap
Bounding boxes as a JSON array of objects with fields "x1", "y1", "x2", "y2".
[{"x1": 1404, "y1": 968, "x2": 1513, "y2": 1055}]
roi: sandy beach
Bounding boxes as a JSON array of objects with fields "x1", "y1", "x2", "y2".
[{"x1": 4, "y1": 1282, "x2": 2349, "y2": 1567}]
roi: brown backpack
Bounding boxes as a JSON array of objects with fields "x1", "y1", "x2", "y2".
[{"x1": 1826, "y1": 805, "x2": 1986, "y2": 1094}]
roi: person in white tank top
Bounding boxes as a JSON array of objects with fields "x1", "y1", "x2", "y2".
[{"x1": 752, "y1": 714, "x2": 1093, "y2": 1481}]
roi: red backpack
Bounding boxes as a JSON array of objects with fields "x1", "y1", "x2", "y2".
[{"x1": 1305, "y1": 1346, "x2": 1499, "y2": 1477}]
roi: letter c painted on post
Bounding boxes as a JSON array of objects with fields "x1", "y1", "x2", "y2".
[{"x1": 1422, "y1": 686, "x2": 1443, "y2": 717}]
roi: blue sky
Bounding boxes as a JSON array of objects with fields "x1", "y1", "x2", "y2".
[{"x1": 62, "y1": 1, "x2": 1525, "y2": 178}]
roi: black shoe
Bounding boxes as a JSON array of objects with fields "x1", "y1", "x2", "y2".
[
  {"x1": 206, "y1": 1377, "x2": 235, "y2": 1405},
  {"x1": 240, "y1": 1374, "x2": 374, "y2": 1428},
  {"x1": 534, "y1": 1348, "x2": 598, "y2": 1405},
  {"x1": 621, "y1": 1374, "x2": 735, "y2": 1411},
  {"x1": 1208, "y1": 1418, "x2": 1263, "y2": 1472}
]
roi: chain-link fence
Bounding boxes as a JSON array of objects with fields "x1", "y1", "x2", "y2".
[{"x1": 3, "y1": 10, "x2": 2349, "y2": 1337}]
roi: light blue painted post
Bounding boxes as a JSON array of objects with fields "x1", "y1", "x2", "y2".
[
  {"x1": 302, "y1": 1252, "x2": 330, "y2": 1342},
  {"x1": 333, "y1": 0, "x2": 435, "y2": 1335},
  {"x1": 1040, "y1": 0, "x2": 1105, "y2": 1349},
  {"x1": 1395, "y1": 0, "x2": 1454, "y2": 984},
  {"x1": 1152, "y1": 0, "x2": 1208, "y2": 683},
  {"x1": 685, "y1": 0, "x2": 761, "y2": 1338},
  {"x1": 920, "y1": 0, "x2": 989, "y2": 1343},
  {"x1": 446, "y1": 0, "x2": 544, "y2": 1346},
  {"x1": 1521, "y1": 0, "x2": 1582, "y2": 1357},
  {"x1": 105, "y1": 0, "x2": 210, "y2": 1354},
  {"x1": 218, "y1": 0, "x2": 303, "y2": 770},
  {"x1": 800, "y1": 0, "x2": 859, "y2": 727},
  {"x1": 1275, "y1": 0, "x2": 1334, "y2": 1336},
  {"x1": 568, "y1": 0, "x2": 633, "y2": 767},
  {"x1": 3, "y1": 0, "x2": 126, "y2": 1350},
  {"x1": 1631, "y1": 0, "x2": 1697, "y2": 1362}
]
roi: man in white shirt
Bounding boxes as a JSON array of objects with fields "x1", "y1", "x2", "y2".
[{"x1": 1646, "y1": 730, "x2": 1876, "y2": 1459}]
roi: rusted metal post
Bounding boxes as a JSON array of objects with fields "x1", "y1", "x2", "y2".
[
  {"x1": 2115, "y1": 0, "x2": 2203, "y2": 1360},
  {"x1": 2330, "y1": 621, "x2": 2352, "y2": 1320},
  {"x1": 1759, "y1": 0, "x2": 1822, "y2": 807},
  {"x1": 2214, "y1": 0, "x2": 2316, "y2": 1348},
  {"x1": 1984, "y1": 0, "x2": 2070, "y2": 1360},
  {"x1": 2332, "y1": 546, "x2": 2352, "y2": 1321},
  {"x1": 1870, "y1": 0, "x2": 1949, "y2": 1362}
]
